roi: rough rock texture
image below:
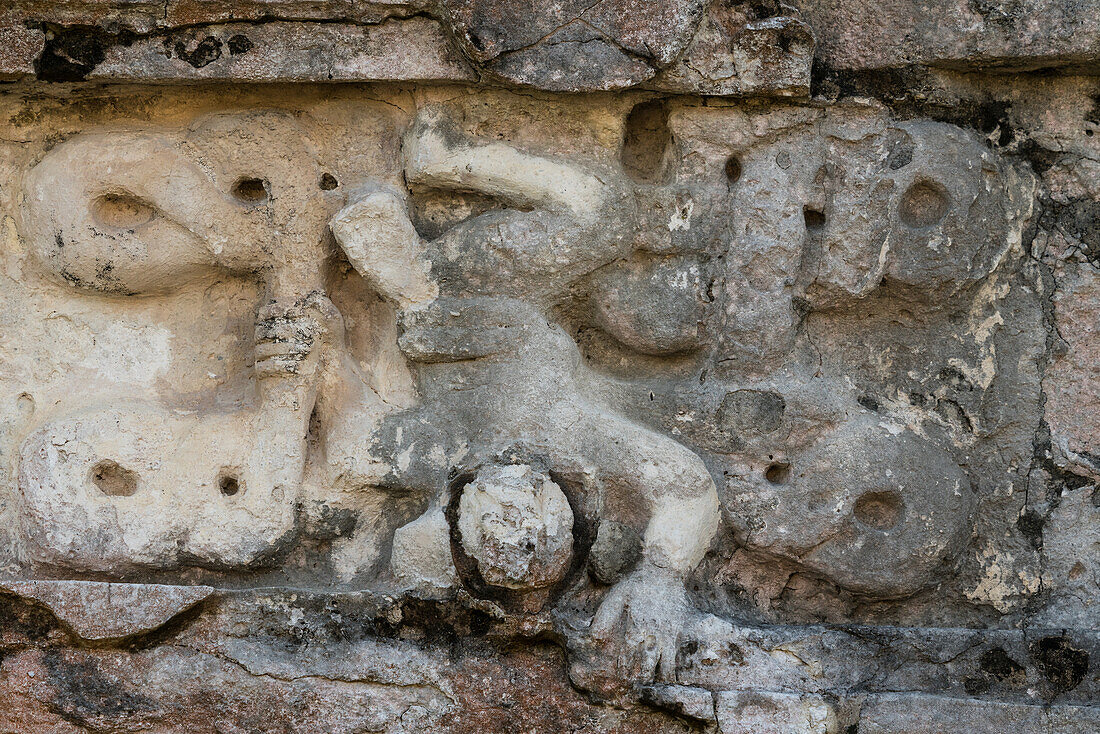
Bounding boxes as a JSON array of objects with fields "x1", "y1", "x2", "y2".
[{"x1": 0, "y1": 1, "x2": 1098, "y2": 731}]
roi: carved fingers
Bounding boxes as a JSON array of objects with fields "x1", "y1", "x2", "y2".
[{"x1": 254, "y1": 291, "x2": 345, "y2": 379}]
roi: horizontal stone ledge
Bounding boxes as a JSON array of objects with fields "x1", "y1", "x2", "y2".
[
  {"x1": 4, "y1": 580, "x2": 1096, "y2": 708},
  {"x1": 4, "y1": 0, "x2": 1097, "y2": 88},
  {"x1": 87, "y1": 19, "x2": 478, "y2": 84},
  {"x1": 856, "y1": 693, "x2": 1100, "y2": 734},
  {"x1": 717, "y1": 691, "x2": 1100, "y2": 734},
  {"x1": 0, "y1": 1, "x2": 813, "y2": 95},
  {"x1": 0, "y1": 580, "x2": 215, "y2": 642},
  {"x1": 2, "y1": 0, "x2": 427, "y2": 32},
  {"x1": 792, "y1": 0, "x2": 1100, "y2": 73}
]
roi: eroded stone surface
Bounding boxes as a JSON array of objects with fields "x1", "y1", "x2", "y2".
[
  {"x1": 794, "y1": 0, "x2": 1100, "y2": 72},
  {"x1": 457, "y1": 464, "x2": 575, "y2": 591},
  {"x1": 0, "y1": 4, "x2": 1097, "y2": 730}
]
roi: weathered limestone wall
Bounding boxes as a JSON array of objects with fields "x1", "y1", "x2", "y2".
[{"x1": 0, "y1": 2, "x2": 1097, "y2": 732}]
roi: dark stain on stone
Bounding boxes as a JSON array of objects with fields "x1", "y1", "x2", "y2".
[
  {"x1": 366, "y1": 595, "x2": 499, "y2": 649},
  {"x1": 907, "y1": 391, "x2": 930, "y2": 408},
  {"x1": 1016, "y1": 137, "x2": 1062, "y2": 174},
  {"x1": 935, "y1": 397, "x2": 973, "y2": 433},
  {"x1": 35, "y1": 24, "x2": 136, "y2": 82},
  {"x1": 1085, "y1": 94, "x2": 1100, "y2": 126},
  {"x1": 42, "y1": 649, "x2": 157, "y2": 727},
  {"x1": 173, "y1": 36, "x2": 223, "y2": 68},
  {"x1": 745, "y1": 0, "x2": 782, "y2": 20},
  {"x1": 120, "y1": 598, "x2": 212, "y2": 652},
  {"x1": 1079, "y1": 451, "x2": 1100, "y2": 472},
  {"x1": 886, "y1": 146, "x2": 913, "y2": 170},
  {"x1": 58, "y1": 267, "x2": 94, "y2": 289},
  {"x1": 96, "y1": 259, "x2": 116, "y2": 280},
  {"x1": 1032, "y1": 421, "x2": 1095, "y2": 494},
  {"x1": 809, "y1": 62, "x2": 1030, "y2": 150},
  {"x1": 227, "y1": 34, "x2": 253, "y2": 55},
  {"x1": 1016, "y1": 510, "x2": 1045, "y2": 550},
  {"x1": 0, "y1": 592, "x2": 62, "y2": 642},
  {"x1": 938, "y1": 365, "x2": 973, "y2": 390},
  {"x1": 981, "y1": 647, "x2": 1026, "y2": 682},
  {"x1": 306, "y1": 504, "x2": 358, "y2": 540},
  {"x1": 963, "y1": 674, "x2": 990, "y2": 695},
  {"x1": 857, "y1": 394, "x2": 881, "y2": 412},
  {"x1": 1029, "y1": 636, "x2": 1089, "y2": 694}
]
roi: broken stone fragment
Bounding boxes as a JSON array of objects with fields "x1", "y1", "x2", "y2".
[
  {"x1": 438, "y1": 0, "x2": 707, "y2": 91},
  {"x1": 0, "y1": 580, "x2": 214, "y2": 641},
  {"x1": 391, "y1": 505, "x2": 459, "y2": 593},
  {"x1": 638, "y1": 683, "x2": 716, "y2": 723}
]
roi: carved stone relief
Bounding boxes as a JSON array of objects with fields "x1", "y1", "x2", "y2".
[{"x1": 0, "y1": 3, "x2": 1098, "y2": 729}]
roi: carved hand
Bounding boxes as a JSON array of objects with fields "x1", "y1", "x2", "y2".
[{"x1": 587, "y1": 565, "x2": 692, "y2": 685}]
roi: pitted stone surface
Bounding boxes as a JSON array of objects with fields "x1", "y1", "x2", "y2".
[
  {"x1": 457, "y1": 464, "x2": 575, "y2": 590},
  {"x1": 0, "y1": 3, "x2": 1097, "y2": 731}
]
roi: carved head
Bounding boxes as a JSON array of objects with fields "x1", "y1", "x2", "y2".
[
  {"x1": 20, "y1": 111, "x2": 340, "y2": 295},
  {"x1": 457, "y1": 463, "x2": 575, "y2": 591}
]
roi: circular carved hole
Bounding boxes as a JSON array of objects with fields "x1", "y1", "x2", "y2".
[
  {"x1": 218, "y1": 473, "x2": 242, "y2": 497},
  {"x1": 232, "y1": 178, "x2": 269, "y2": 204},
  {"x1": 91, "y1": 460, "x2": 139, "y2": 497},
  {"x1": 854, "y1": 490, "x2": 903, "y2": 530},
  {"x1": 899, "y1": 181, "x2": 950, "y2": 228},
  {"x1": 725, "y1": 156, "x2": 742, "y2": 183},
  {"x1": 803, "y1": 206, "x2": 826, "y2": 230},
  {"x1": 764, "y1": 462, "x2": 790, "y2": 484},
  {"x1": 319, "y1": 172, "x2": 339, "y2": 190},
  {"x1": 92, "y1": 194, "x2": 155, "y2": 230}
]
